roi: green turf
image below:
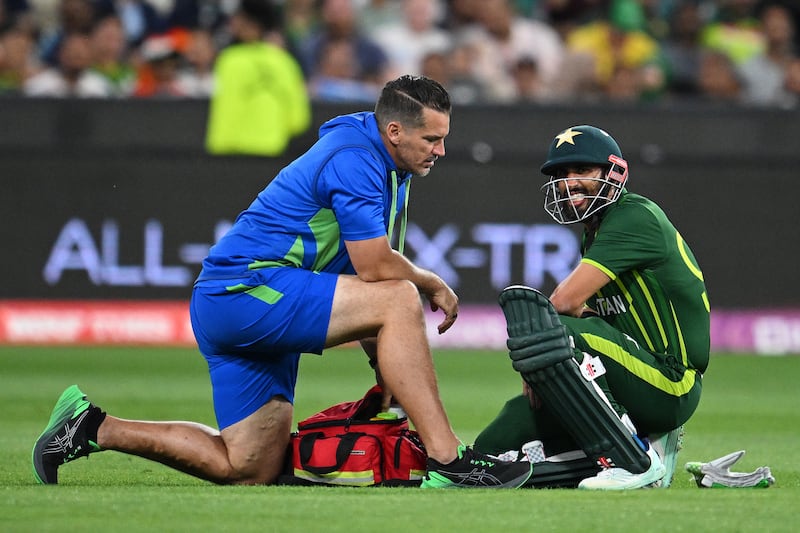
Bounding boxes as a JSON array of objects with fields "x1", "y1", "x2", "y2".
[{"x1": 1, "y1": 346, "x2": 797, "y2": 532}]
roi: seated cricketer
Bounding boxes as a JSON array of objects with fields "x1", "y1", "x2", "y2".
[{"x1": 474, "y1": 124, "x2": 710, "y2": 490}]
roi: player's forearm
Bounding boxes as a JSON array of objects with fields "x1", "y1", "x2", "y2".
[
  {"x1": 549, "y1": 283, "x2": 588, "y2": 317},
  {"x1": 550, "y1": 263, "x2": 612, "y2": 317}
]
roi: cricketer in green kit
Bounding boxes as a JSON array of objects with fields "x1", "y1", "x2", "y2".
[{"x1": 474, "y1": 125, "x2": 710, "y2": 490}]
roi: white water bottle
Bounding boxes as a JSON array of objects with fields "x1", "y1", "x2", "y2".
[{"x1": 387, "y1": 404, "x2": 407, "y2": 419}]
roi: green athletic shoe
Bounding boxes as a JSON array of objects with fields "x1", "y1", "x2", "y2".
[
  {"x1": 421, "y1": 444, "x2": 533, "y2": 489},
  {"x1": 32, "y1": 385, "x2": 103, "y2": 484},
  {"x1": 650, "y1": 425, "x2": 684, "y2": 488}
]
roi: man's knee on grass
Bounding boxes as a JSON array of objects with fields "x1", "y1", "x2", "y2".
[{"x1": 222, "y1": 398, "x2": 293, "y2": 485}]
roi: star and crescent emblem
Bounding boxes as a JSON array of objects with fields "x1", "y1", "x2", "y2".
[{"x1": 554, "y1": 128, "x2": 582, "y2": 148}]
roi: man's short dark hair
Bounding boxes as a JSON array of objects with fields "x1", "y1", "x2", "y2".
[
  {"x1": 239, "y1": 0, "x2": 280, "y2": 32},
  {"x1": 375, "y1": 75, "x2": 451, "y2": 129}
]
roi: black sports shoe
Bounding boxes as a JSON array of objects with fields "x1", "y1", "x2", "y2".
[
  {"x1": 420, "y1": 444, "x2": 533, "y2": 488},
  {"x1": 32, "y1": 385, "x2": 104, "y2": 484}
]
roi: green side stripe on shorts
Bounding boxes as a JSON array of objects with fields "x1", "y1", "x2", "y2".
[
  {"x1": 582, "y1": 333, "x2": 697, "y2": 397},
  {"x1": 225, "y1": 283, "x2": 284, "y2": 304}
]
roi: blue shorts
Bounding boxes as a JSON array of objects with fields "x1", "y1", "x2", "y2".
[{"x1": 190, "y1": 267, "x2": 338, "y2": 429}]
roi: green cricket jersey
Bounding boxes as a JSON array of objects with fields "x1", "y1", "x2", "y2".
[{"x1": 581, "y1": 191, "x2": 710, "y2": 374}]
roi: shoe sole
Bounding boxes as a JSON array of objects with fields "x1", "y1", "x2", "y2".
[{"x1": 31, "y1": 385, "x2": 89, "y2": 484}]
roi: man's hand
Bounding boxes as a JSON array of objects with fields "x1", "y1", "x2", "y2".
[
  {"x1": 427, "y1": 282, "x2": 459, "y2": 334},
  {"x1": 344, "y1": 236, "x2": 460, "y2": 333}
]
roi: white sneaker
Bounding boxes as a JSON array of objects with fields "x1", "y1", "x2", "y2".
[
  {"x1": 649, "y1": 425, "x2": 684, "y2": 488},
  {"x1": 578, "y1": 446, "x2": 666, "y2": 490}
]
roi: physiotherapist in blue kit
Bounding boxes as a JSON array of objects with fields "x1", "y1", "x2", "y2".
[{"x1": 33, "y1": 75, "x2": 533, "y2": 490}]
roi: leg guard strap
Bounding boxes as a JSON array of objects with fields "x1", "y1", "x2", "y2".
[{"x1": 524, "y1": 454, "x2": 600, "y2": 489}]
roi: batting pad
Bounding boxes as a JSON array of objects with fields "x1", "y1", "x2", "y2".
[{"x1": 499, "y1": 285, "x2": 651, "y2": 474}]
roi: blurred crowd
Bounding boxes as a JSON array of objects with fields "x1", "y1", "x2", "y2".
[{"x1": 2, "y1": 0, "x2": 800, "y2": 108}]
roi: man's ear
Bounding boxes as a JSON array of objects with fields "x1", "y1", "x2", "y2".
[{"x1": 385, "y1": 121, "x2": 402, "y2": 146}]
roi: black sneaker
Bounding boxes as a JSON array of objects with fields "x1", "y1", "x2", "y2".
[
  {"x1": 32, "y1": 385, "x2": 104, "y2": 484},
  {"x1": 420, "y1": 444, "x2": 533, "y2": 488}
]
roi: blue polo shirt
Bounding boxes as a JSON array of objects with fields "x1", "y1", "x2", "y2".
[{"x1": 197, "y1": 112, "x2": 411, "y2": 283}]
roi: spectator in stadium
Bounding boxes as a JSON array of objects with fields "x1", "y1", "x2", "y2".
[
  {"x1": 24, "y1": 30, "x2": 113, "y2": 96},
  {"x1": 437, "y1": 0, "x2": 480, "y2": 34},
  {"x1": 205, "y1": 0, "x2": 310, "y2": 157},
  {"x1": 419, "y1": 40, "x2": 488, "y2": 105},
  {"x1": 475, "y1": 124, "x2": 709, "y2": 490},
  {"x1": 131, "y1": 30, "x2": 193, "y2": 98},
  {"x1": 179, "y1": 27, "x2": 215, "y2": 97},
  {"x1": 700, "y1": 0, "x2": 763, "y2": 65},
  {"x1": 0, "y1": 18, "x2": 39, "y2": 94},
  {"x1": 696, "y1": 48, "x2": 743, "y2": 102},
  {"x1": 660, "y1": 0, "x2": 707, "y2": 98},
  {"x1": 561, "y1": 0, "x2": 666, "y2": 102},
  {"x1": 295, "y1": 0, "x2": 390, "y2": 86},
  {"x1": 419, "y1": 47, "x2": 448, "y2": 85},
  {"x1": 32, "y1": 74, "x2": 534, "y2": 490},
  {"x1": 460, "y1": 0, "x2": 565, "y2": 103},
  {"x1": 38, "y1": 0, "x2": 97, "y2": 67},
  {"x1": 308, "y1": 37, "x2": 380, "y2": 102},
  {"x1": 367, "y1": 0, "x2": 452, "y2": 78},
  {"x1": 357, "y1": 0, "x2": 404, "y2": 31},
  {"x1": 282, "y1": 0, "x2": 318, "y2": 56},
  {"x1": 738, "y1": 1, "x2": 798, "y2": 107},
  {"x1": 93, "y1": 0, "x2": 166, "y2": 48},
  {"x1": 132, "y1": 27, "x2": 216, "y2": 99},
  {"x1": 603, "y1": 63, "x2": 647, "y2": 102},
  {"x1": 88, "y1": 13, "x2": 135, "y2": 97},
  {"x1": 509, "y1": 55, "x2": 545, "y2": 102}
]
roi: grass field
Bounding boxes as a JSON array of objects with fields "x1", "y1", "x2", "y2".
[{"x1": 2, "y1": 346, "x2": 797, "y2": 532}]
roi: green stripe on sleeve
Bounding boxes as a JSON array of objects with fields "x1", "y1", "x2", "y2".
[{"x1": 581, "y1": 258, "x2": 615, "y2": 279}]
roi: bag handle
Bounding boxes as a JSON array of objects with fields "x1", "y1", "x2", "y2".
[{"x1": 298, "y1": 432, "x2": 363, "y2": 475}]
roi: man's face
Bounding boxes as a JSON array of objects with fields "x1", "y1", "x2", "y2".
[
  {"x1": 554, "y1": 164, "x2": 605, "y2": 218},
  {"x1": 391, "y1": 108, "x2": 449, "y2": 177}
]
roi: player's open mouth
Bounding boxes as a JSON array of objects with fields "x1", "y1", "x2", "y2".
[{"x1": 568, "y1": 192, "x2": 587, "y2": 207}]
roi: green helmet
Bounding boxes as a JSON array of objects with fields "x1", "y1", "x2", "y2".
[
  {"x1": 540, "y1": 125, "x2": 624, "y2": 176},
  {"x1": 540, "y1": 125, "x2": 629, "y2": 224}
]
